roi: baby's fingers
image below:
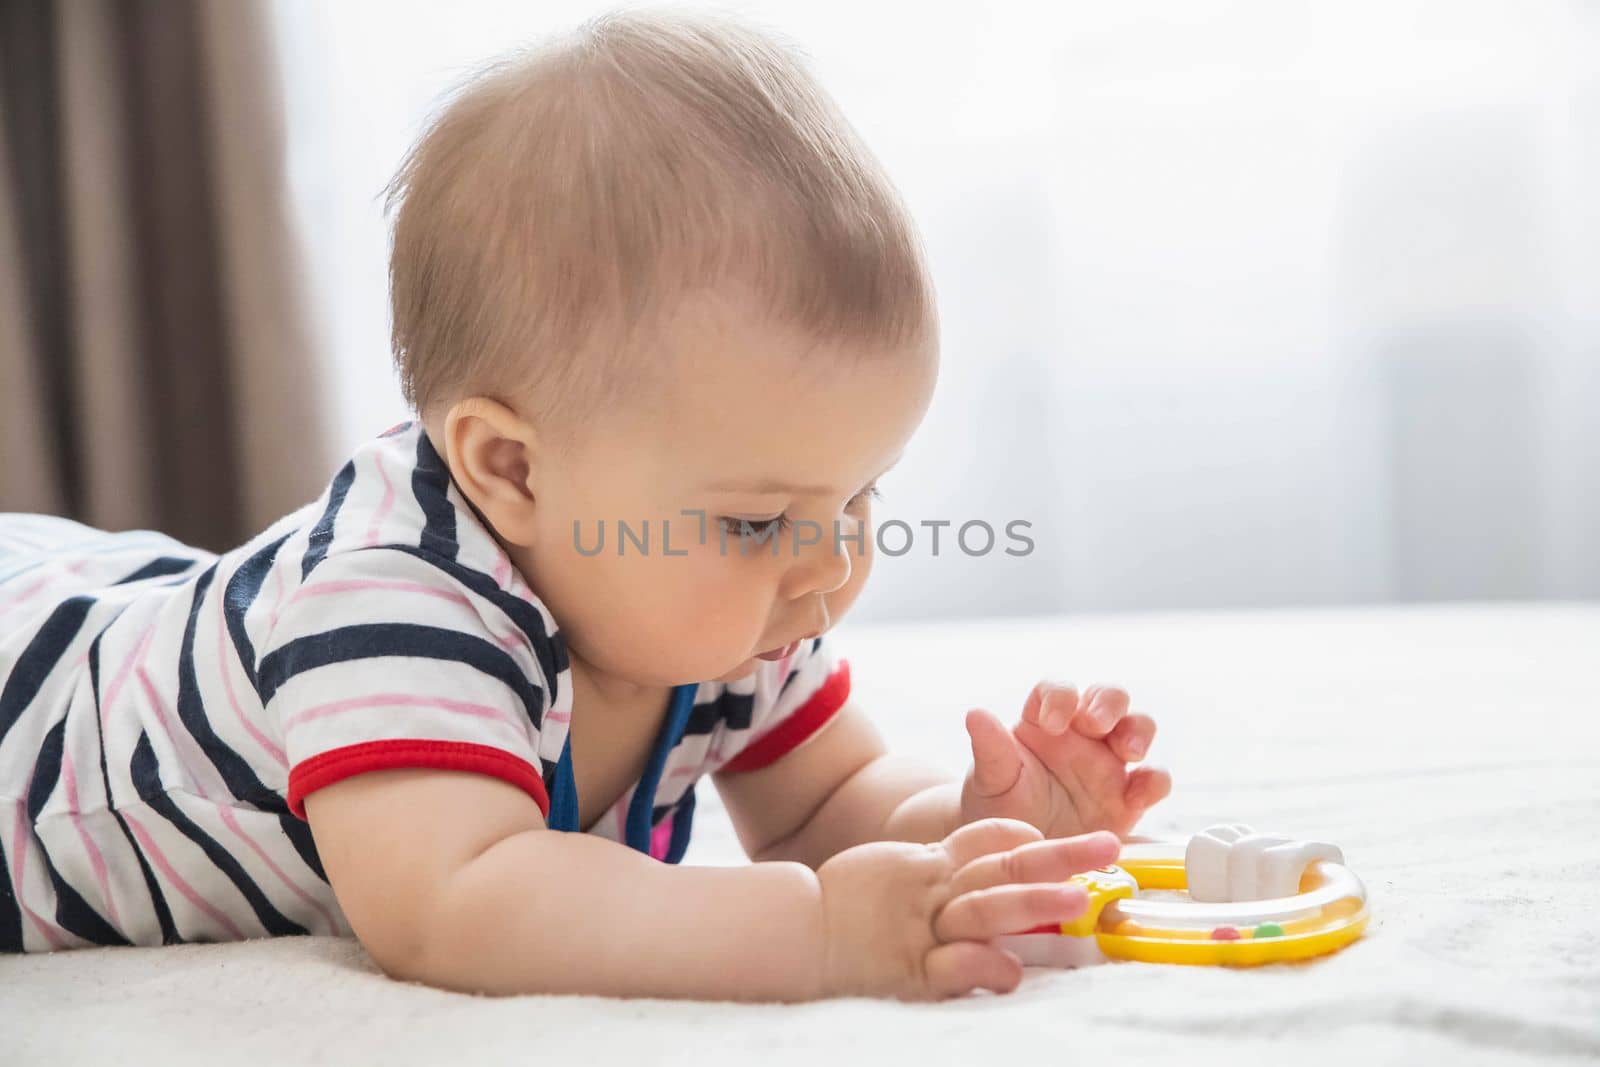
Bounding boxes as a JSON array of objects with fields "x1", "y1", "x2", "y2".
[
  {"x1": 933, "y1": 882, "x2": 1088, "y2": 943},
  {"x1": 1106, "y1": 712, "x2": 1156, "y2": 762},
  {"x1": 924, "y1": 941, "x2": 1024, "y2": 998},
  {"x1": 1074, "y1": 685, "x2": 1130, "y2": 739},
  {"x1": 940, "y1": 817, "x2": 1042, "y2": 868},
  {"x1": 949, "y1": 830, "x2": 1120, "y2": 897},
  {"x1": 1124, "y1": 764, "x2": 1173, "y2": 814},
  {"x1": 1022, "y1": 679, "x2": 1079, "y2": 733}
]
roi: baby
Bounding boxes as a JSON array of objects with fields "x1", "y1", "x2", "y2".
[{"x1": 0, "y1": 10, "x2": 1169, "y2": 1000}]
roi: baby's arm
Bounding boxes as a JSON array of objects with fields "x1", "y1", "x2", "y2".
[
  {"x1": 306, "y1": 769, "x2": 822, "y2": 999},
  {"x1": 304, "y1": 766, "x2": 1105, "y2": 1000},
  {"x1": 717, "y1": 685, "x2": 1166, "y2": 868},
  {"x1": 716, "y1": 700, "x2": 962, "y2": 867}
]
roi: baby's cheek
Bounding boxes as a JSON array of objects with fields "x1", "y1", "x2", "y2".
[{"x1": 658, "y1": 551, "x2": 769, "y2": 662}]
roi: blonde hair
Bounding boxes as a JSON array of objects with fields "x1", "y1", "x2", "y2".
[{"x1": 385, "y1": 7, "x2": 936, "y2": 450}]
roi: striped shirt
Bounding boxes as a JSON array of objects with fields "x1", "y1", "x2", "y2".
[{"x1": 0, "y1": 421, "x2": 851, "y2": 952}]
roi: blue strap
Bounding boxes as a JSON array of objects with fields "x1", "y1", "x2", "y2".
[
  {"x1": 662, "y1": 785, "x2": 697, "y2": 864},
  {"x1": 623, "y1": 682, "x2": 699, "y2": 854},
  {"x1": 545, "y1": 681, "x2": 701, "y2": 855},
  {"x1": 546, "y1": 734, "x2": 581, "y2": 833}
]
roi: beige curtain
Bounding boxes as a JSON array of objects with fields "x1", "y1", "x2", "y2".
[{"x1": 0, "y1": 0, "x2": 331, "y2": 551}]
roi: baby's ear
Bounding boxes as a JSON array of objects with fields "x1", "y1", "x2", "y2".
[{"x1": 439, "y1": 397, "x2": 541, "y2": 545}]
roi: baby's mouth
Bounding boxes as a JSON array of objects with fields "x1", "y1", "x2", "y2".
[{"x1": 755, "y1": 639, "x2": 800, "y2": 662}]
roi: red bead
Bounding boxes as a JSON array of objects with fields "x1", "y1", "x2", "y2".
[{"x1": 1210, "y1": 925, "x2": 1241, "y2": 941}]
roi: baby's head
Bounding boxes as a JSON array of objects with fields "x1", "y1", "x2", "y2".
[{"x1": 386, "y1": 9, "x2": 939, "y2": 688}]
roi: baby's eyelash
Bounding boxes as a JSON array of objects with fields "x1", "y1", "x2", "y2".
[
  {"x1": 716, "y1": 487, "x2": 882, "y2": 538},
  {"x1": 719, "y1": 514, "x2": 793, "y2": 537}
]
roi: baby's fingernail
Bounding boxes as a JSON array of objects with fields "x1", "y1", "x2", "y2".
[{"x1": 1128, "y1": 738, "x2": 1148, "y2": 759}]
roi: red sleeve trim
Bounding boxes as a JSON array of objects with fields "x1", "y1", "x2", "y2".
[
  {"x1": 287, "y1": 740, "x2": 550, "y2": 820},
  {"x1": 719, "y1": 659, "x2": 851, "y2": 774}
]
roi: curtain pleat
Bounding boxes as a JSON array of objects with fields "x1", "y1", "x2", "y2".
[
  {"x1": 0, "y1": 0, "x2": 328, "y2": 550},
  {"x1": 114, "y1": 0, "x2": 246, "y2": 550}
]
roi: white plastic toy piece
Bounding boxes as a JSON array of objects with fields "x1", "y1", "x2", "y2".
[
  {"x1": 1185, "y1": 823, "x2": 1345, "y2": 902},
  {"x1": 992, "y1": 822, "x2": 1369, "y2": 967}
]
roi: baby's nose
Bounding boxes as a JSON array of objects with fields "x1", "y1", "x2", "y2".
[{"x1": 786, "y1": 523, "x2": 852, "y2": 595}]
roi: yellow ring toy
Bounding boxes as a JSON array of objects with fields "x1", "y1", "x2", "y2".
[{"x1": 993, "y1": 823, "x2": 1370, "y2": 967}]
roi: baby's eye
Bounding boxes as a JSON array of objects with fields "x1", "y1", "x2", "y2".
[
  {"x1": 719, "y1": 514, "x2": 792, "y2": 537},
  {"x1": 848, "y1": 485, "x2": 883, "y2": 509}
]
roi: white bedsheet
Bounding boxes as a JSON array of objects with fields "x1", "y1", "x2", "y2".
[{"x1": 6, "y1": 603, "x2": 1598, "y2": 1065}]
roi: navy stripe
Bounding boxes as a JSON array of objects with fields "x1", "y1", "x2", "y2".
[
  {"x1": 412, "y1": 431, "x2": 459, "y2": 561},
  {"x1": 220, "y1": 527, "x2": 322, "y2": 904},
  {"x1": 178, "y1": 566, "x2": 327, "y2": 884},
  {"x1": 302, "y1": 461, "x2": 357, "y2": 580},
  {"x1": 221, "y1": 531, "x2": 292, "y2": 693},
  {"x1": 25, "y1": 718, "x2": 68, "y2": 824},
  {"x1": 27, "y1": 717, "x2": 130, "y2": 946},
  {"x1": 116, "y1": 557, "x2": 202, "y2": 585},
  {"x1": 682, "y1": 693, "x2": 738, "y2": 738},
  {"x1": 256, "y1": 623, "x2": 547, "y2": 732},
  {"x1": 0, "y1": 836, "x2": 21, "y2": 950},
  {"x1": 35, "y1": 849, "x2": 128, "y2": 946},
  {"x1": 88, "y1": 637, "x2": 180, "y2": 944},
  {"x1": 717, "y1": 689, "x2": 755, "y2": 731},
  {"x1": 383, "y1": 544, "x2": 567, "y2": 695},
  {"x1": 0, "y1": 596, "x2": 94, "y2": 748},
  {"x1": 129, "y1": 733, "x2": 308, "y2": 937}
]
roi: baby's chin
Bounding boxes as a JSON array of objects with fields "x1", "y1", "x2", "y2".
[{"x1": 711, "y1": 655, "x2": 763, "y2": 684}]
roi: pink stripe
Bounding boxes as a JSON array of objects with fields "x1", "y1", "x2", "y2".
[
  {"x1": 667, "y1": 764, "x2": 698, "y2": 780},
  {"x1": 282, "y1": 692, "x2": 520, "y2": 733},
  {"x1": 123, "y1": 812, "x2": 245, "y2": 940},
  {"x1": 61, "y1": 747, "x2": 124, "y2": 931},
  {"x1": 286, "y1": 578, "x2": 468, "y2": 610},
  {"x1": 100, "y1": 627, "x2": 157, "y2": 735},
  {"x1": 5, "y1": 557, "x2": 96, "y2": 610},
  {"x1": 2, "y1": 573, "x2": 51, "y2": 610},
  {"x1": 213, "y1": 803, "x2": 340, "y2": 934},
  {"x1": 6, "y1": 558, "x2": 95, "y2": 610},
  {"x1": 215, "y1": 594, "x2": 288, "y2": 766},
  {"x1": 9, "y1": 786, "x2": 67, "y2": 949},
  {"x1": 136, "y1": 666, "x2": 222, "y2": 800},
  {"x1": 106, "y1": 652, "x2": 331, "y2": 933},
  {"x1": 544, "y1": 709, "x2": 571, "y2": 725},
  {"x1": 649, "y1": 815, "x2": 674, "y2": 861},
  {"x1": 492, "y1": 555, "x2": 511, "y2": 587},
  {"x1": 364, "y1": 454, "x2": 396, "y2": 547}
]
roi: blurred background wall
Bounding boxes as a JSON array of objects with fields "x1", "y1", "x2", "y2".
[{"x1": 4, "y1": 0, "x2": 1597, "y2": 620}]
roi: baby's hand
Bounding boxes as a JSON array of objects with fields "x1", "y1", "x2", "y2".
[
  {"x1": 959, "y1": 682, "x2": 1171, "y2": 840},
  {"x1": 816, "y1": 819, "x2": 1119, "y2": 999}
]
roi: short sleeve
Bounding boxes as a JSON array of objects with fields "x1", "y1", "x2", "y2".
[
  {"x1": 253, "y1": 547, "x2": 555, "y2": 819},
  {"x1": 715, "y1": 635, "x2": 852, "y2": 774}
]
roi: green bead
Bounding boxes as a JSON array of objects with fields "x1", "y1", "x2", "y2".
[{"x1": 1254, "y1": 923, "x2": 1284, "y2": 939}]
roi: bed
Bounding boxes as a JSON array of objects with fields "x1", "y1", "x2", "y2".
[{"x1": 6, "y1": 603, "x2": 1597, "y2": 1065}]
